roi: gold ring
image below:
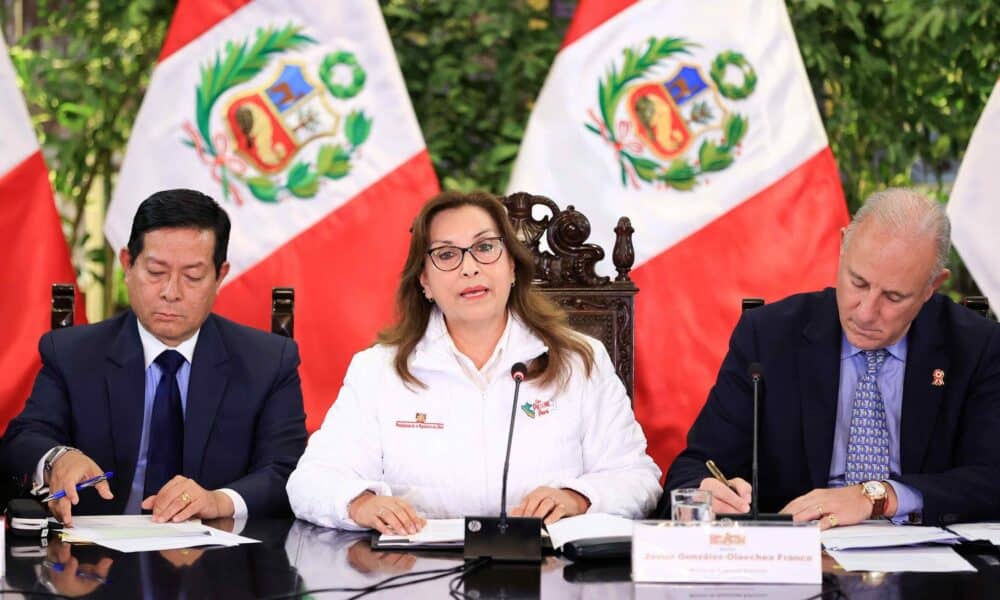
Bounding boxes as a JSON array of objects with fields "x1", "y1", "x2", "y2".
[
  {"x1": 180, "y1": 492, "x2": 192, "y2": 504},
  {"x1": 827, "y1": 514, "x2": 838, "y2": 528}
]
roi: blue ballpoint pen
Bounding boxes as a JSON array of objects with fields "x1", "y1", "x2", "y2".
[{"x1": 41, "y1": 471, "x2": 114, "y2": 503}]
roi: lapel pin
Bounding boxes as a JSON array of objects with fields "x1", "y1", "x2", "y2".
[
  {"x1": 932, "y1": 369, "x2": 945, "y2": 387},
  {"x1": 521, "y1": 402, "x2": 536, "y2": 418}
]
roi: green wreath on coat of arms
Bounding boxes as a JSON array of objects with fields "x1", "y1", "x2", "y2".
[
  {"x1": 182, "y1": 24, "x2": 373, "y2": 204},
  {"x1": 585, "y1": 37, "x2": 757, "y2": 190}
]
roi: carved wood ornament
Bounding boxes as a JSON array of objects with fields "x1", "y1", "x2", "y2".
[{"x1": 503, "y1": 192, "x2": 638, "y2": 399}]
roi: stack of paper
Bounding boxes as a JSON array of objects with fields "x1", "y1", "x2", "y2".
[
  {"x1": 821, "y1": 522, "x2": 960, "y2": 550},
  {"x1": 947, "y1": 523, "x2": 1000, "y2": 546},
  {"x1": 823, "y1": 522, "x2": 972, "y2": 573},
  {"x1": 60, "y1": 515, "x2": 258, "y2": 552},
  {"x1": 376, "y1": 518, "x2": 466, "y2": 548}
]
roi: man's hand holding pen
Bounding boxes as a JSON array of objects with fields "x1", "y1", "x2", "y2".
[
  {"x1": 701, "y1": 460, "x2": 752, "y2": 514},
  {"x1": 46, "y1": 451, "x2": 114, "y2": 526}
]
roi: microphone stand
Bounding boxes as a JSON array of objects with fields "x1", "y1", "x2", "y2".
[
  {"x1": 751, "y1": 368, "x2": 760, "y2": 520},
  {"x1": 463, "y1": 363, "x2": 544, "y2": 561},
  {"x1": 498, "y1": 368, "x2": 521, "y2": 531},
  {"x1": 718, "y1": 363, "x2": 791, "y2": 522}
]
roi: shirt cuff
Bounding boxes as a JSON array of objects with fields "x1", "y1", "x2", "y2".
[
  {"x1": 32, "y1": 447, "x2": 61, "y2": 494},
  {"x1": 32, "y1": 454, "x2": 49, "y2": 494},
  {"x1": 887, "y1": 480, "x2": 923, "y2": 524},
  {"x1": 218, "y1": 488, "x2": 249, "y2": 519}
]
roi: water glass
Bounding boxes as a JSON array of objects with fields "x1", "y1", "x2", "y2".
[{"x1": 670, "y1": 488, "x2": 714, "y2": 522}]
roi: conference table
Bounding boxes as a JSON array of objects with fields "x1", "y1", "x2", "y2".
[{"x1": 4, "y1": 518, "x2": 1000, "y2": 599}]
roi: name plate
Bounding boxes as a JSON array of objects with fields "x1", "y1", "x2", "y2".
[{"x1": 632, "y1": 521, "x2": 821, "y2": 584}]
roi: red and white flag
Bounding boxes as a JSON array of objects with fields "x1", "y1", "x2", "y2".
[
  {"x1": 948, "y1": 79, "x2": 1000, "y2": 309},
  {"x1": 508, "y1": 0, "x2": 848, "y2": 472},
  {"x1": 105, "y1": 0, "x2": 439, "y2": 431},
  {"x1": 0, "y1": 34, "x2": 86, "y2": 433}
]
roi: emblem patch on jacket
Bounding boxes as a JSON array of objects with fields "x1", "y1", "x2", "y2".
[
  {"x1": 396, "y1": 412, "x2": 443, "y2": 429},
  {"x1": 521, "y1": 399, "x2": 554, "y2": 419}
]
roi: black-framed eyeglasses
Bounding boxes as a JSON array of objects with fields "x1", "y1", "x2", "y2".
[{"x1": 427, "y1": 236, "x2": 505, "y2": 271}]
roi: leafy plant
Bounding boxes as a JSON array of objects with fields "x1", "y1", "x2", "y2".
[
  {"x1": 6, "y1": 0, "x2": 176, "y2": 316},
  {"x1": 381, "y1": 0, "x2": 569, "y2": 192}
]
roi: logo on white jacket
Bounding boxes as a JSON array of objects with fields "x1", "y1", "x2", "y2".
[
  {"x1": 396, "y1": 412, "x2": 444, "y2": 429},
  {"x1": 521, "y1": 399, "x2": 555, "y2": 419}
]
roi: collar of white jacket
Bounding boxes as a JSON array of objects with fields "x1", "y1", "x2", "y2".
[{"x1": 411, "y1": 308, "x2": 549, "y2": 378}]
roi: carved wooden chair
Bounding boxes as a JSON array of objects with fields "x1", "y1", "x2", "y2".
[
  {"x1": 962, "y1": 296, "x2": 991, "y2": 320},
  {"x1": 50, "y1": 284, "x2": 296, "y2": 338},
  {"x1": 503, "y1": 192, "x2": 637, "y2": 398}
]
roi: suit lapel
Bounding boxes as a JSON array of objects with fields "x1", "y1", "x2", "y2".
[
  {"x1": 183, "y1": 315, "x2": 230, "y2": 478},
  {"x1": 106, "y1": 312, "x2": 146, "y2": 505},
  {"x1": 900, "y1": 298, "x2": 948, "y2": 474},
  {"x1": 797, "y1": 290, "x2": 843, "y2": 490}
]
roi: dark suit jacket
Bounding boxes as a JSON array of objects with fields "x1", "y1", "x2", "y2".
[
  {"x1": 0, "y1": 311, "x2": 308, "y2": 517},
  {"x1": 661, "y1": 288, "x2": 1000, "y2": 525}
]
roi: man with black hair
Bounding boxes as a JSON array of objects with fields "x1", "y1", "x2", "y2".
[{"x1": 1, "y1": 189, "x2": 307, "y2": 524}]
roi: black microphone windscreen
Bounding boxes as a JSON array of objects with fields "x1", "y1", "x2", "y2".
[
  {"x1": 747, "y1": 362, "x2": 763, "y2": 380},
  {"x1": 510, "y1": 362, "x2": 528, "y2": 381}
]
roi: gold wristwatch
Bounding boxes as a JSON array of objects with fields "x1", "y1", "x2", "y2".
[{"x1": 862, "y1": 480, "x2": 888, "y2": 518}]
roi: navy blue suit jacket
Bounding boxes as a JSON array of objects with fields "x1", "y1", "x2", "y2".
[
  {"x1": 1, "y1": 311, "x2": 308, "y2": 517},
  {"x1": 661, "y1": 288, "x2": 1000, "y2": 525}
]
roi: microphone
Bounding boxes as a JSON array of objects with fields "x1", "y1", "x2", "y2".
[
  {"x1": 719, "y1": 362, "x2": 791, "y2": 521},
  {"x1": 748, "y1": 362, "x2": 762, "y2": 520},
  {"x1": 464, "y1": 361, "x2": 543, "y2": 562},
  {"x1": 500, "y1": 362, "x2": 528, "y2": 525}
]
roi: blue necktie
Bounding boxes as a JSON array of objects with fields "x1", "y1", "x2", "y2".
[
  {"x1": 845, "y1": 349, "x2": 890, "y2": 484},
  {"x1": 144, "y1": 350, "x2": 185, "y2": 499}
]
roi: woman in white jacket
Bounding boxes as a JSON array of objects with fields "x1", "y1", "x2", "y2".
[{"x1": 287, "y1": 191, "x2": 662, "y2": 534}]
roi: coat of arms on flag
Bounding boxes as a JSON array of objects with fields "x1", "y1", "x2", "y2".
[
  {"x1": 585, "y1": 37, "x2": 757, "y2": 190},
  {"x1": 184, "y1": 24, "x2": 372, "y2": 205},
  {"x1": 108, "y1": 0, "x2": 439, "y2": 437},
  {"x1": 508, "y1": 0, "x2": 847, "y2": 475}
]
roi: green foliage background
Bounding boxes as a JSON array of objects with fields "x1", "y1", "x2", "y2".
[{"x1": 1, "y1": 0, "x2": 997, "y2": 317}]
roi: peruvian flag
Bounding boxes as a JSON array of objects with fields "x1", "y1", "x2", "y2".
[
  {"x1": 0, "y1": 34, "x2": 86, "y2": 433},
  {"x1": 948, "y1": 79, "x2": 1000, "y2": 310},
  {"x1": 507, "y1": 0, "x2": 849, "y2": 474},
  {"x1": 105, "y1": 0, "x2": 438, "y2": 431}
]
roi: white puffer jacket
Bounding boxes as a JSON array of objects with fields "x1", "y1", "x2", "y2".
[{"x1": 287, "y1": 310, "x2": 662, "y2": 529}]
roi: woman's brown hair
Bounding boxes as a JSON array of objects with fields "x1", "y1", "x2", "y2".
[{"x1": 378, "y1": 190, "x2": 595, "y2": 388}]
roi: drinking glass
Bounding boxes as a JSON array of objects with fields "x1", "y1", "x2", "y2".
[{"x1": 670, "y1": 488, "x2": 714, "y2": 522}]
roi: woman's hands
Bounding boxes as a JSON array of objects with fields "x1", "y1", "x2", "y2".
[
  {"x1": 510, "y1": 486, "x2": 591, "y2": 524},
  {"x1": 348, "y1": 491, "x2": 427, "y2": 535}
]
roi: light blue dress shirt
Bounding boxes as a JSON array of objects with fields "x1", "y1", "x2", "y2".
[
  {"x1": 126, "y1": 323, "x2": 196, "y2": 514},
  {"x1": 828, "y1": 334, "x2": 923, "y2": 523},
  {"x1": 129, "y1": 321, "x2": 247, "y2": 517}
]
